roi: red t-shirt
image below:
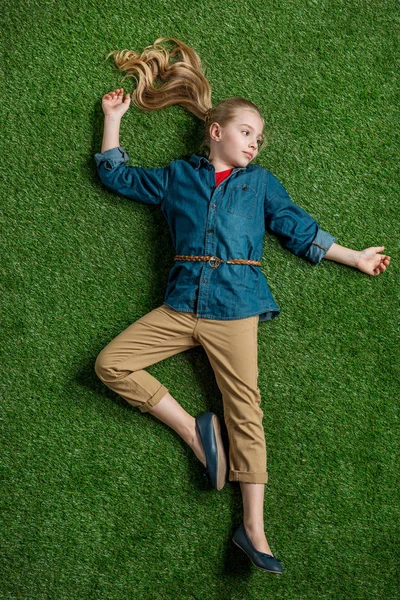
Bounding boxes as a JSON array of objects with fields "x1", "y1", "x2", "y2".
[{"x1": 215, "y1": 169, "x2": 233, "y2": 186}]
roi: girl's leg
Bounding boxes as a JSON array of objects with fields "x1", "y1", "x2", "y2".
[
  {"x1": 194, "y1": 315, "x2": 274, "y2": 555},
  {"x1": 95, "y1": 305, "x2": 206, "y2": 464},
  {"x1": 147, "y1": 391, "x2": 206, "y2": 467},
  {"x1": 240, "y1": 482, "x2": 272, "y2": 555},
  {"x1": 95, "y1": 305, "x2": 201, "y2": 413}
]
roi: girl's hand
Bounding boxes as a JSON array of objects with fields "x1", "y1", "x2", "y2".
[
  {"x1": 101, "y1": 88, "x2": 131, "y2": 119},
  {"x1": 355, "y1": 246, "x2": 391, "y2": 276}
]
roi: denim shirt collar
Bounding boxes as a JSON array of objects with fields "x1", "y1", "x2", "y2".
[{"x1": 188, "y1": 154, "x2": 247, "y2": 173}]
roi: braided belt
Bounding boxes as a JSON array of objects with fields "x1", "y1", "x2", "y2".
[{"x1": 174, "y1": 254, "x2": 262, "y2": 269}]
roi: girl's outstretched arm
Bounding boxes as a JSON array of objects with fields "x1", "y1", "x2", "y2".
[
  {"x1": 324, "y1": 243, "x2": 391, "y2": 276},
  {"x1": 101, "y1": 88, "x2": 131, "y2": 152}
]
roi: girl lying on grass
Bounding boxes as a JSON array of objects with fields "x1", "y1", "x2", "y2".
[{"x1": 94, "y1": 37, "x2": 390, "y2": 574}]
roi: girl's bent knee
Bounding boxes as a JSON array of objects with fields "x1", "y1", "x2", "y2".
[{"x1": 94, "y1": 350, "x2": 112, "y2": 382}]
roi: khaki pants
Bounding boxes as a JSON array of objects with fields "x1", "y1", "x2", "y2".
[{"x1": 95, "y1": 304, "x2": 268, "y2": 484}]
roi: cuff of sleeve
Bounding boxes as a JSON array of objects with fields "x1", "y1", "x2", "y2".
[
  {"x1": 94, "y1": 146, "x2": 130, "y2": 170},
  {"x1": 305, "y1": 228, "x2": 337, "y2": 264}
]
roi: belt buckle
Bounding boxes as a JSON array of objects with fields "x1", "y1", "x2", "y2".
[{"x1": 208, "y1": 256, "x2": 222, "y2": 269}]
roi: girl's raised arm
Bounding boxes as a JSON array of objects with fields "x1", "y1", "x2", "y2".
[
  {"x1": 324, "y1": 243, "x2": 391, "y2": 276},
  {"x1": 101, "y1": 88, "x2": 131, "y2": 153},
  {"x1": 95, "y1": 89, "x2": 169, "y2": 206}
]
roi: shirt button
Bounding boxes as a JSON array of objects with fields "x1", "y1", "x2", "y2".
[
  {"x1": 211, "y1": 204, "x2": 216, "y2": 209},
  {"x1": 207, "y1": 229, "x2": 214, "y2": 233},
  {"x1": 202, "y1": 278, "x2": 207, "y2": 283},
  {"x1": 210, "y1": 185, "x2": 216, "y2": 190}
]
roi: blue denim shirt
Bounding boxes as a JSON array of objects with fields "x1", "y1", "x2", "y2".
[{"x1": 94, "y1": 146, "x2": 336, "y2": 322}]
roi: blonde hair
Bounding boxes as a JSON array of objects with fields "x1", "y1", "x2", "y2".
[{"x1": 106, "y1": 37, "x2": 266, "y2": 154}]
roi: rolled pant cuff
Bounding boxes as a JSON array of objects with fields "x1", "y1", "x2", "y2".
[
  {"x1": 229, "y1": 469, "x2": 268, "y2": 484},
  {"x1": 138, "y1": 384, "x2": 169, "y2": 413}
]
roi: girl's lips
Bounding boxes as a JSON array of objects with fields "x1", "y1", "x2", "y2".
[{"x1": 243, "y1": 152, "x2": 253, "y2": 159}]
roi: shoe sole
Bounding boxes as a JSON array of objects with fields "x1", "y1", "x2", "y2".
[
  {"x1": 211, "y1": 414, "x2": 228, "y2": 491},
  {"x1": 232, "y1": 539, "x2": 283, "y2": 574}
]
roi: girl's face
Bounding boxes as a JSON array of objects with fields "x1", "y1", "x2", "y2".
[{"x1": 208, "y1": 108, "x2": 264, "y2": 170}]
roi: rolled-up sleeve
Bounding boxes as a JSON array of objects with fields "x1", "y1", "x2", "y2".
[
  {"x1": 94, "y1": 146, "x2": 169, "y2": 206},
  {"x1": 265, "y1": 171, "x2": 336, "y2": 264}
]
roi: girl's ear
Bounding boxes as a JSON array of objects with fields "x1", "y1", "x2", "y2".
[{"x1": 210, "y1": 122, "x2": 222, "y2": 142}]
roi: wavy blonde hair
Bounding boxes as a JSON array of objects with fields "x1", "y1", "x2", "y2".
[{"x1": 106, "y1": 37, "x2": 266, "y2": 154}]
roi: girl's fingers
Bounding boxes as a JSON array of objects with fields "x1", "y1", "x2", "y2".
[
  {"x1": 379, "y1": 262, "x2": 388, "y2": 273},
  {"x1": 103, "y1": 92, "x2": 126, "y2": 106},
  {"x1": 103, "y1": 89, "x2": 125, "y2": 100},
  {"x1": 103, "y1": 89, "x2": 125, "y2": 98}
]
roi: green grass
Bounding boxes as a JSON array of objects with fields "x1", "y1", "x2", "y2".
[{"x1": 1, "y1": 0, "x2": 399, "y2": 598}]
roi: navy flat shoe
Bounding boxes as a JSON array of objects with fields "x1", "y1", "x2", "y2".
[
  {"x1": 232, "y1": 522, "x2": 284, "y2": 574},
  {"x1": 195, "y1": 412, "x2": 227, "y2": 491}
]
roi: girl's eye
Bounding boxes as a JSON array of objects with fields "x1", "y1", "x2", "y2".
[{"x1": 242, "y1": 130, "x2": 263, "y2": 147}]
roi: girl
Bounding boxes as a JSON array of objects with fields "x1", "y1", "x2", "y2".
[{"x1": 94, "y1": 37, "x2": 390, "y2": 574}]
